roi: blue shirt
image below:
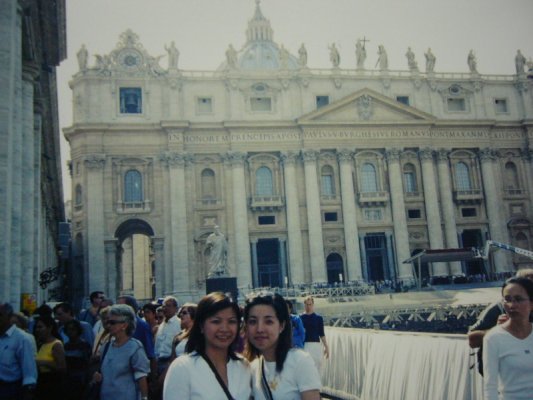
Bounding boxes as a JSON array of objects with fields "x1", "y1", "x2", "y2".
[
  {"x1": 0, "y1": 325, "x2": 38, "y2": 385},
  {"x1": 59, "y1": 319, "x2": 95, "y2": 347},
  {"x1": 300, "y1": 313, "x2": 325, "y2": 343},
  {"x1": 133, "y1": 316, "x2": 155, "y2": 359},
  {"x1": 290, "y1": 314, "x2": 306, "y2": 348}
]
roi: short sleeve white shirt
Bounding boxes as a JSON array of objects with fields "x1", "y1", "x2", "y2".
[
  {"x1": 155, "y1": 316, "x2": 181, "y2": 358},
  {"x1": 251, "y1": 348, "x2": 321, "y2": 400},
  {"x1": 163, "y1": 352, "x2": 252, "y2": 400}
]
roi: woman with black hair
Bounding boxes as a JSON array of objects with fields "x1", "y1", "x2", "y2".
[
  {"x1": 244, "y1": 292, "x2": 321, "y2": 400},
  {"x1": 163, "y1": 292, "x2": 251, "y2": 399},
  {"x1": 483, "y1": 277, "x2": 533, "y2": 399}
]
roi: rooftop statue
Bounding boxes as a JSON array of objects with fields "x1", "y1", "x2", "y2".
[
  {"x1": 298, "y1": 43, "x2": 308, "y2": 67},
  {"x1": 279, "y1": 44, "x2": 289, "y2": 69},
  {"x1": 165, "y1": 41, "x2": 179, "y2": 70},
  {"x1": 355, "y1": 39, "x2": 366, "y2": 69},
  {"x1": 376, "y1": 45, "x2": 388, "y2": 70},
  {"x1": 405, "y1": 47, "x2": 418, "y2": 71},
  {"x1": 329, "y1": 43, "x2": 340, "y2": 68},
  {"x1": 425, "y1": 48, "x2": 436, "y2": 73},
  {"x1": 77, "y1": 44, "x2": 88, "y2": 71},
  {"x1": 515, "y1": 50, "x2": 526, "y2": 74},
  {"x1": 226, "y1": 44, "x2": 238, "y2": 69},
  {"x1": 467, "y1": 50, "x2": 478, "y2": 73}
]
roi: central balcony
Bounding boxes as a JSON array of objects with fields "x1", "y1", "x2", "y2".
[
  {"x1": 249, "y1": 195, "x2": 284, "y2": 211},
  {"x1": 357, "y1": 191, "x2": 389, "y2": 207},
  {"x1": 453, "y1": 189, "x2": 483, "y2": 204}
]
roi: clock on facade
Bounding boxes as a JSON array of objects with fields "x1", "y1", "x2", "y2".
[{"x1": 119, "y1": 50, "x2": 143, "y2": 69}]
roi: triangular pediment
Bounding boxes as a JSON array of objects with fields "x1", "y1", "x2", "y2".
[{"x1": 298, "y1": 88, "x2": 435, "y2": 124}]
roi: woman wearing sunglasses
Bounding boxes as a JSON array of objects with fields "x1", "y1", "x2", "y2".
[
  {"x1": 244, "y1": 292, "x2": 321, "y2": 400},
  {"x1": 483, "y1": 277, "x2": 533, "y2": 400},
  {"x1": 92, "y1": 304, "x2": 150, "y2": 400},
  {"x1": 163, "y1": 292, "x2": 251, "y2": 399}
]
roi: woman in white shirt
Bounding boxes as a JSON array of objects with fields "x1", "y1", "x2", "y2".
[
  {"x1": 163, "y1": 292, "x2": 251, "y2": 400},
  {"x1": 483, "y1": 277, "x2": 533, "y2": 400},
  {"x1": 244, "y1": 292, "x2": 321, "y2": 400}
]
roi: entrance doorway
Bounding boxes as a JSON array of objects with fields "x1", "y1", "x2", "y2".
[
  {"x1": 256, "y1": 239, "x2": 281, "y2": 288},
  {"x1": 364, "y1": 233, "x2": 389, "y2": 282},
  {"x1": 326, "y1": 253, "x2": 344, "y2": 284},
  {"x1": 115, "y1": 219, "x2": 155, "y2": 301},
  {"x1": 461, "y1": 229, "x2": 485, "y2": 275}
]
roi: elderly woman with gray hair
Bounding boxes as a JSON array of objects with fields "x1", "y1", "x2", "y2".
[{"x1": 92, "y1": 304, "x2": 150, "y2": 400}]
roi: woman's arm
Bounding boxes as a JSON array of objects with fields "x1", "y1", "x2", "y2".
[
  {"x1": 138, "y1": 376, "x2": 148, "y2": 399},
  {"x1": 51, "y1": 341, "x2": 66, "y2": 371},
  {"x1": 301, "y1": 389, "x2": 321, "y2": 400}
]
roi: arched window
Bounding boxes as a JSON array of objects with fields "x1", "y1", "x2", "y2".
[
  {"x1": 504, "y1": 162, "x2": 519, "y2": 190},
  {"x1": 361, "y1": 163, "x2": 378, "y2": 192},
  {"x1": 515, "y1": 232, "x2": 529, "y2": 250},
  {"x1": 321, "y1": 165, "x2": 335, "y2": 196},
  {"x1": 124, "y1": 169, "x2": 143, "y2": 202},
  {"x1": 403, "y1": 163, "x2": 417, "y2": 193},
  {"x1": 75, "y1": 184, "x2": 83, "y2": 205},
  {"x1": 455, "y1": 162, "x2": 472, "y2": 190},
  {"x1": 256, "y1": 167, "x2": 273, "y2": 196},
  {"x1": 201, "y1": 169, "x2": 216, "y2": 199}
]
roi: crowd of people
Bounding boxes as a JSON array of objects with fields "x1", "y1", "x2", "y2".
[{"x1": 0, "y1": 291, "x2": 329, "y2": 400}]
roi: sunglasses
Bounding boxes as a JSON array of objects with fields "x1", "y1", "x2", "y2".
[{"x1": 106, "y1": 319, "x2": 126, "y2": 325}]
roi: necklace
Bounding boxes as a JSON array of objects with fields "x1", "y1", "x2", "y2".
[{"x1": 263, "y1": 358, "x2": 279, "y2": 391}]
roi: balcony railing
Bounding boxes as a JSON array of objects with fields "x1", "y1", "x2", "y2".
[
  {"x1": 503, "y1": 188, "x2": 526, "y2": 198},
  {"x1": 195, "y1": 198, "x2": 223, "y2": 209},
  {"x1": 357, "y1": 191, "x2": 389, "y2": 207},
  {"x1": 453, "y1": 189, "x2": 483, "y2": 204},
  {"x1": 249, "y1": 195, "x2": 284, "y2": 211},
  {"x1": 116, "y1": 200, "x2": 151, "y2": 213}
]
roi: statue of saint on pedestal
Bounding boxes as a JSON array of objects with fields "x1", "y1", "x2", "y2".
[
  {"x1": 425, "y1": 48, "x2": 436, "y2": 73},
  {"x1": 205, "y1": 226, "x2": 228, "y2": 278},
  {"x1": 376, "y1": 45, "x2": 388, "y2": 70},
  {"x1": 298, "y1": 43, "x2": 307, "y2": 67},
  {"x1": 515, "y1": 50, "x2": 526, "y2": 74},
  {"x1": 226, "y1": 44, "x2": 238, "y2": 69},
  {"x1": 467, "y1": 50, "x2": 478, "y2": 73},
  {"x1": 356, "y1": 39, "x2": 366, "y2": 69},
  {"x1": 77, "y1": 44, "x2": 88, "y2": 71},
  {"x1": 165, "y1": 41, "x2": 179, "y2": 70},
  {"x1": 329, "y1": 43, "x2": 340, "y2": 68},
  {"x1": 405, "y1": 47, "x2": 418, "y2": 71}
]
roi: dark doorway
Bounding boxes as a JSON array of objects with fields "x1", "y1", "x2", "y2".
[
  {"x1": 365, "y1": 233, "x2": 389, "y2": 281},
  {"x1": 326, "y1": 253, "x2": 344, "y2": 284},
  {"x1": 257, "y1": 239, "x2": 281, "y2": 288},
  {"x1": 461, "y1": 229, "x2": 485, "y2": 275}
]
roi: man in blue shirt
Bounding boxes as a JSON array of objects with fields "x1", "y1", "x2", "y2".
[
  {"x1": 0, "y1": 302, "x2": 37, "y2": 400},
  {"x1": 286, "y1": 299, "x2": 305, "y2": 348},
  {"x1": 300, "y1": 295, "x2": 329, "y2": 371},
  {"x1": 53, "y1": 302, "x2": 95, "y2": 347}
]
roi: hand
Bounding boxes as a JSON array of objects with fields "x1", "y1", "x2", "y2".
[
  {"x1": 496, "y1": 314, "x2": 509, "y2": 325},
  {"x1": 324, "y1": 346, "x2": 329, "y2": 359},
  {"x1": 92, "y1": 371, "x2": 102, "y2": 383}
]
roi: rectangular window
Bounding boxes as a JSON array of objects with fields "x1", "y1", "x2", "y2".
[
  {"x1": 461, "y1": 208, "x2": 477, "y2": 217},
  {"x1": 120, "y1": 88, "x2": 142, "y2": 114},
  {"x1": 324, "y1": 212, "x2": 338, "y2": 222},
  {"x1": 407, "y1": 209, "x2": 421, "y2": 219},
  {"x1": 321, "y1": 175, "x2": 334, "y2": 196},
  {"x1": 197, "y1": 97, "x2": 213, "y2": 113},
  {"x1": 250, "y1": 97, "x2": 272, "y2": 111},
  {"x1": 447, "y1": 98, "x2": 466, "y2": 112},
  {"x1": 396, "y1": 96, "x2": 410, "y2": 106},
  {"x1": 258, "y1": 216, "x2": 275, "y2": 225},
  {"x1": 316, "y1": 96, "x2": 329, "y2": 109},
  {"x1": 494, "y1": 98, "x2": 508, "y2": 113},
  {"x1": 364, "y1": 209, "x2": 382, "y2": 221}
]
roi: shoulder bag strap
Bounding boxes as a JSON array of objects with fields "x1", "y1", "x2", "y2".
[
  {"x1": 260, "y1": 357, "x2": 275, "y2": 400},
  {"x1": 98, "y1": 341, "x2": 111, "y2": 373},
  {"x1": 200, "y1": 353, "x2": 235, "y2": 400}
]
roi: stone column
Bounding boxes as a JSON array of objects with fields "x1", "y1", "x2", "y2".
[
  {"x1": 251, "y1": 239, "x2": 258, "y2": 288},
  {"x1": 152, "y1": 238, "x2": 165, "y2": 298},
  {"x1": 386, "y1": 233, "x2": 396, "y2": 281},
  {"x1": 229, "y1": 152, "x2": 252, "y2": 288},
  {"x1": 84, "y1": 154, "x2": 107, "y2": 292},
  {"x1": 436, "y1": 150, "x2": 462, "y2": 275},
  {"x1": 302, "y1": 149, "x2": 326, "y2": 282},
  {"x1": 161, "y1": 152, "x2": 190, "y2": 296},
  {"x1": 359, "y1": 234, "x2": 368, "y2": 281},
  {"x1": 105, "y1": 239, "x2": 118, "y2": 300},
  {"x1": 385, "y1": 149, "x2": 413, "y2": 281},
  {"x1": 279, "y1": 239, "x2": 288, "y2": 286},
  {"x1": 419, "y1": 148, "x2": 447, "y2": 276},
  {"x1": 480, "y1": 148, "x2": 509, "y2": 271},
  {"x1": 20, "y1": 65, "x2": 38, "y2": 294},
  {"x1": 337, "y1": 149, "x2": 363, "y2": 281},
  {"x1": 280, "y1": 151, "x2": 304, "y2": 284}
]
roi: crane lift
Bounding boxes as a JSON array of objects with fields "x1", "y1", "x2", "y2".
[{"x1": 474, "y1": 240, "x2": 533, "y2": 261}]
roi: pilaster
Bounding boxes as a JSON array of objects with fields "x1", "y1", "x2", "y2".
[
  {"x1": 302, "y1": 149, "x2": 326, "y2": 282},
  {"x1": 385, "y1": 149, "x2": 413, "y2": 281},
  {"x1": 337, "y1": 149, "x2": 362, "y2": 281}
]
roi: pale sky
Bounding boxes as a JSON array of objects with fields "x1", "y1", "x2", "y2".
[{"x1": 57, "y1": 0, "x2": 533, "y2": 199}]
